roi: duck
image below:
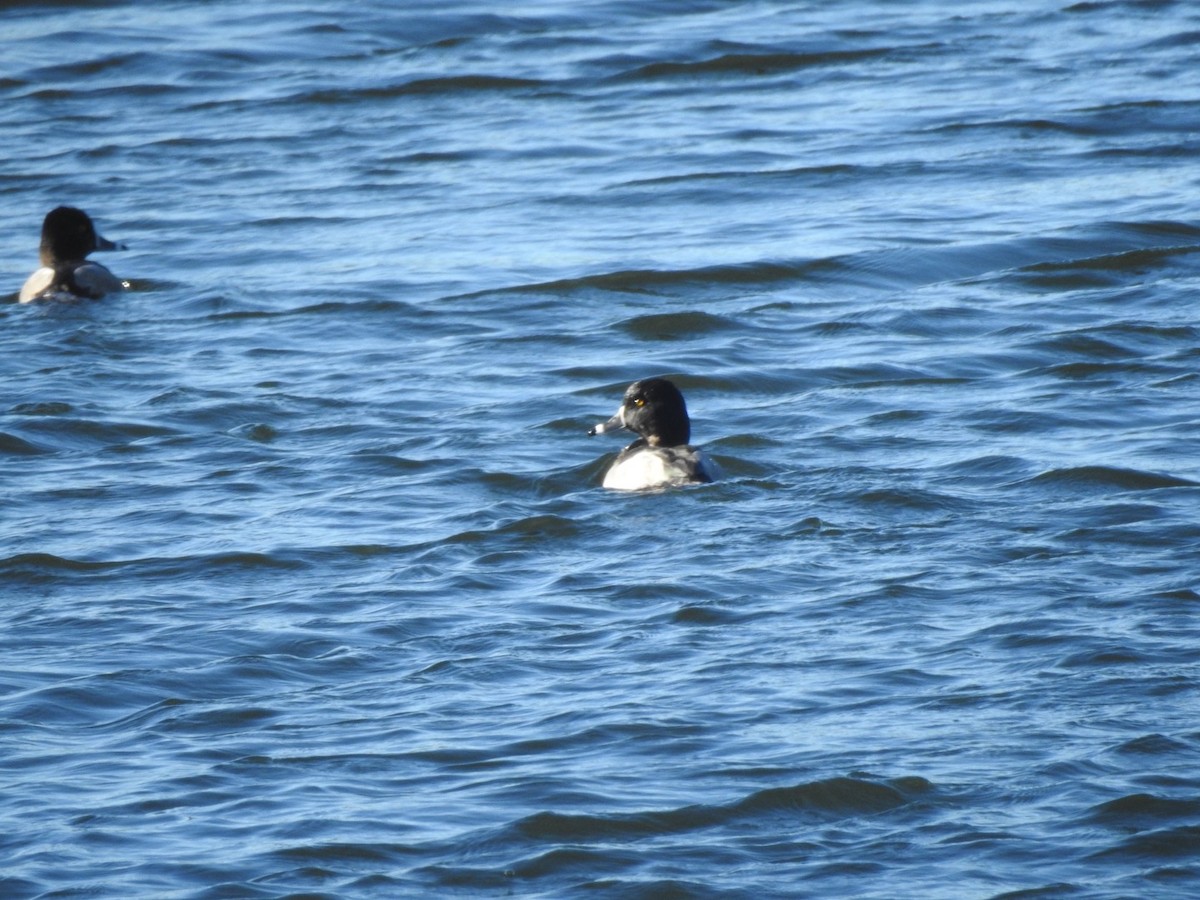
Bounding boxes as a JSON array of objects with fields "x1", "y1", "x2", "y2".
[
  {"x1": 588, "y1": 377, "x2": 719, "y2": 491},
  {"x1": 19, "y1": 206, "x2": 127, "y2": 303}
]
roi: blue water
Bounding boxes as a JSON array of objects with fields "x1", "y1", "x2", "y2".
[{"x1": 3, "y1": 1, "x2": 1200, "y2": 897}]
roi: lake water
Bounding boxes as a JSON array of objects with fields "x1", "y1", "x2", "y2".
[{"x1": 3, "y1": 1, "x2": 1200, "y2": 897}]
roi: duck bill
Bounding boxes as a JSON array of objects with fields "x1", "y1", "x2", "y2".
[
  {"x1": 588, "y1": 407, "x2": 626, "y2": 436},
  {"x1": 95, "y1": 234, "x2": 127, "y2": 251}
]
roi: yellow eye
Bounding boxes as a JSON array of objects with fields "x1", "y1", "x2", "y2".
[{"x1": 633, "y1": 397, "x2": 645, "y2": 408}]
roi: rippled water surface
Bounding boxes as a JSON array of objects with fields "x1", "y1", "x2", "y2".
[{"x1": 3, "y1": 1, "x2": 1200, "y2": 897}]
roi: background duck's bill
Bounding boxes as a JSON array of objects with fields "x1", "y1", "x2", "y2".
[{"x1": 95, "y1": 234, "x2": 127, "y2": 251}]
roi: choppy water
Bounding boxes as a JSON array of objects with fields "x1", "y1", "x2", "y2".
[{"x1": 3, "y1": 1, "x2": 1200, "y2": 897}]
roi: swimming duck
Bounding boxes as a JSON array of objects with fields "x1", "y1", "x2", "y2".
[
  {"x1": 19, "y1": 206, "x2": 127, "y2": 303},
  {"x1": 588, "y1": 377, "x2": 719, "y2": 491}
]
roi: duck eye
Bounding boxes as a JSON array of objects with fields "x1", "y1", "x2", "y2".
[{"x1": 632, "y1": 397, "x2": 646, "y2": 408}]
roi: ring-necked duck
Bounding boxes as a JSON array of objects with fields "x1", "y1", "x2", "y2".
[
  {"x1": 19, "y1": 207, "x2": 127, "y2": 303},
  {"x1": 588, "y1": 377, "x2": 719, "y2": 491}
]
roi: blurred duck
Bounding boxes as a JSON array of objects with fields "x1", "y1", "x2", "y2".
[{"x1": 20, "y1": 206, "x2": 127, "y2": 303}]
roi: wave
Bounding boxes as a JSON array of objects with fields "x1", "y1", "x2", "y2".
[
  {"x1": 1113, "y1": 733, "x2": 1193, "y2": 755},
  {"x1": 0, "y1": 552, "x2": 115, "y2": 577},
  {"x1": 0, "y1": 550, "x2": 309, "y2": 583},
  {"x1": 617, "y1": 310, "x2": 742, "y2": 340},
  {"x1": 3, "y1": 417, "x2": 180, "y2": 453},
  {"x1": 614, "y1": 163, "x2": 859, "y2": 189},
  {"x1": 0, "y1": 431, "x2": 47, "y2": 456},
  {"x1": 1088, "y1": 793, "x2": 1200, "y2": 828},
  {"x1": 930, "y1": 100, "x2": 1200, "y2": 140},
  {"x1": 1088, "y1": 824, "x2": 1200, "y2": 862},
  {"x1": 930, "y1": 116, "x2": 1102, "y2": 138},
  {"x1": 1139, "y1": 30, "x2": 1200, "y2": 51},
  {"x1": 443, "y1": 514, "x2": 583, "y2": 546},
  {"x1": 458, "y1": 218, "x2": 1200, "y2": 303},
  {"x1": 1016, "y1": 242, "x2": 1200, "y2": 291},
  {"x1": 204, "y1": 297, "x2": 423, "y2": 322},
  {"x1": 504, "y1": 259, "x2": 824, "y2": 295},
  {"x1": 616, "y1": 47, "x2": 897, "y2": 82},
  {"x1": 507, "y1": 775, "x2": 931, "y2": 844},
  {"x1": 1025, "y1": 245, "x2": 1200, "y2": 274},
  {"x1": 1025, "y1": 466, "x2": 1197, "y2": 492},
  {"x1": 297, "y1": 74, "x2": 545, "y2": 104}
]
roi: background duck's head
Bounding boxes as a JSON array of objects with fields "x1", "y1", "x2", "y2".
[{"x1": 40, "y1": 206, "x2": 122, "y2": 264}]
